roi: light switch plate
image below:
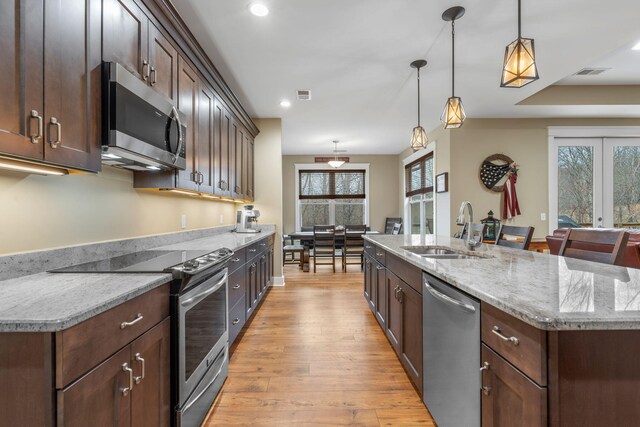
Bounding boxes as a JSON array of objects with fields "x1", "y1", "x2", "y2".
[
  {"x1": 181, "y1": 214, "x2": 187, "y2": 229},
  {"x1": 540, "y1": 213, "x2": 546, "y2": 221},
  {"x1": 219, "y1": 214, "x2": 224, "y2": 224}
]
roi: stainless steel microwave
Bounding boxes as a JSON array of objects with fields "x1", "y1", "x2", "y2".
[{"x1": 101, "y1": 62, "x2": 187, "y2": 171}]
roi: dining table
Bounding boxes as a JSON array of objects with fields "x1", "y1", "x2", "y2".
[{"x1": 286, "y1": 230, "x2": 381, "y2": 272}]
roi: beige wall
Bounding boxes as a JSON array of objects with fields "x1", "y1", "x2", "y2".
[
  {"x1": 0, "y1": 166, "x2": 236, "y2": 255},
  {"x1": 252, "y1": 119, "x2": 284, "y2": 278},
  {"x1": 282, "y1": 155, "x2": 401, "y2": 233}
]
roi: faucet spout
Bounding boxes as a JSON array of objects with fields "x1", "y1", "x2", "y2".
[{"x1": 457, "y1": 201, "x2": 481, "y2": 250}]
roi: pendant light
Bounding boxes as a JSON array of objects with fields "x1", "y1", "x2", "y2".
[
  {"x1": 327, "y1": 140, "x2": 345, "y2": 168},
  {"x1": 441, "y1": 6, "x2": 466, "y2": 129},
  {"x1": 409, "y1": 59, "x2": 428, "y2": 152},
  {"x1": 500, "y1": 0, "x2": 539, "y2": 88}
]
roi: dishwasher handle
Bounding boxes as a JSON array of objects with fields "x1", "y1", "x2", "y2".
[{"x1": 424, "y1": 280, "x2": 476, "y2": 313}]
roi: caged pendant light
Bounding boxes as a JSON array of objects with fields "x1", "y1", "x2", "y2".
[
  {"x1": 500, "y1": 0, "x2": 539, "y2": 88},
  {"x1": 441, "y1": 6, "x2": 466, "y2": 129},
  {"x1": 409, "y1": 59, "x2": 428, "y2": 151}
]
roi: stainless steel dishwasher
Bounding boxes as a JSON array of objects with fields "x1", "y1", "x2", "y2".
[{"x1": 423, "y1": 272, "x2": 481, "y2": 427}]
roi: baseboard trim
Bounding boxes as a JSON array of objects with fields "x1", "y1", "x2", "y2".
[{"x1": 271, "y1": 276, "x2": 285, "y2": 286}]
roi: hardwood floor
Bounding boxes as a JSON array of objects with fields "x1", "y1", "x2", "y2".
[{"x1": 203, "y1": 261, "x2": 435, "y2": 426}]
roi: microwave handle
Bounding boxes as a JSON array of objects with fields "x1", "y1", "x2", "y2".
[{"x1": 170, "y1": 106, "x2": 184, "y2": 164}]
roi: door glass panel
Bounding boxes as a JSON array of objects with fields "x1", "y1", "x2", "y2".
[
  {"x1": 612, "y1": 145, "x2": 640, "y2": 229},
  {"x1": 557, "y1": 146, "x2": 594, "y2": 228}
]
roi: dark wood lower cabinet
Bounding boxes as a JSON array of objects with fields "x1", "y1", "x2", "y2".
[
  {"x1": 385, "y1": 271, "x2": 401, "y2": 353},
  {"x1": 246, "y1": 260, "x2": 258, "y2": 317},
  {"x1": 374, "y1": 262, "x2": 386, "y2": 327},
  {"x1": 481, "y1": 344, "x2": 547, "y2": 427},
  {"x1": 398, "y1": 279, "x2": 422, "y2": 392},
  {"x1": 363, "y1": 254, "x2": 372, "y2": 304}
]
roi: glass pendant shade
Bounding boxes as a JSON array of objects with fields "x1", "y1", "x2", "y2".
[
  {"x1": 440, "y1": 96, "x2": 466, "y2": 129},
  {"x1": 501, "y1": 37, "x2": 538, "y2": 87},
  {"x1": 328, "y1": 159, "x2": 345, "y2": 168},
  {"x1": 410, "y1": 125, "x2": 428, "y2": 152}
]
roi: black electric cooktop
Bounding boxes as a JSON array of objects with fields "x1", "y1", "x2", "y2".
[{"x1": 50, "y1": 250, "x2": 212, "y2": 274}]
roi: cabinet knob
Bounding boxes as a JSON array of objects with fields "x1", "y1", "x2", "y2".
[{"x1": 30, "y1": 110, "x2": 43, "y2": 144}]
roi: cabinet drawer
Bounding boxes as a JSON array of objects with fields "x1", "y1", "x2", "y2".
[
  {"x1": 228, "y1": 267, "x2": 246, "y2": 308},
  {"x1": 246, "y1": 242, "x2": 261, "y2": 261},
  {"x1": 374, "y1": 247, "x2": 386, "y2": 265},
  {"x1": 228, "y1": 298, "x2": 246, "y2": 346},
  {"x1": 364, "y1": 241, "x2": 376, "y2": 257},
  {"x1": 255, "y1": 238, "x2": 270, "y2": 253},
  {"x1": 481, "y1": 302, "x2": 547, "y2": 386},
  {"x1": 481, "y1": 344, "x2": 547, "y2": 427},
  {"x1": 56, "y1": 284, "x2": 170, "y2": 388},
  {"x1": 228, "y1": 247, "x2": 246, "y2": 273},
  {"x1": 386, "y1": 252, "x2": 422, "y2": 295}
]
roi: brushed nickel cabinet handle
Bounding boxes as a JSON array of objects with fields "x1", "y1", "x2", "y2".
[
  {"x1": 492, "y1": 326, "x2": 519, "y2": 345},
  {"x1": 150, "y1": 66, "x2": 157, "y2": 86},
  {"x1": 233, "y1": 284, "x2": 240, "y2": 289},
  {"x1": 232, "y1": 258, "x2": 240, "y2": 262},
  {"x1": 30, "y1": 110, "x2": 43, "y2": 143},
  {"x1": 249, "y1": 249, "x2": 257, "y2": 253},
  {"x1": 120, "y1": 313, "x2": 143, "y2": 329},
  {"x1": 121, "y1": 363, "x2": 133, "y2": 396},
  {"x1": 134, "y1": 353, "x2": 145, "y2": 384},
  {"x1": 142, "y1": 60, "x2": 149, "y2": 80},
  {"x1": 232, "y1": 318, "x2": 240, "y2": 325},
  {"x1": 49, "y1": 117, "x2": 61, "y2": 148},
  {"x1": 376, "y1": 265, "x2": 384, "y2": 270}
]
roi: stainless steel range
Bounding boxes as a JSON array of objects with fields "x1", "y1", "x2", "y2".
[{"x1": 51, "y1": 247, "x2": 234, "y2": 427}]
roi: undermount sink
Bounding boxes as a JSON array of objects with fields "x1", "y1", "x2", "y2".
[{"x1": 400, "y1": 246, "x2": 490, "y2": 260}]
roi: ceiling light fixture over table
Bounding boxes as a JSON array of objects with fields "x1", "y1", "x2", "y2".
[
  {"x1": 327, "y1": 141, "x2": 345, "y2": 168},
  {"x1": 441, "y1": 6, "x2": 466, "y2": 129},
  {"x1": 280, "y1": 99, "x2": 291, "y2": 108},
  {"x1": 500, "y1": 0, "x2": 539, "y2": 88},
  {"x1": 409, "y1": 59, "x2": 428, "y2": 152},
  {"x1": 249, "y1": 3, "x2": 269, "y2": 17}
]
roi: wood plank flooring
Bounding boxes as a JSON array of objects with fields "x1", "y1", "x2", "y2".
[{"x1": 203, "y1": 261, "x2": 435, "y2": 426}]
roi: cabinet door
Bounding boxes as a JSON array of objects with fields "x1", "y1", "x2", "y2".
[
  {"x1": 197, "y1": 84, "x2": 215, "y2": 194},
  {"x1": 58, "y1": 346, "x2": 131, "y2": 427},
  {"x1": 259, "y1": 254, "x2": 267, "y2": 297},
  {"x1": 247, "y1": 137, "x2": 255, "y2": 200},
  {"x1": 246, "y1": 261, "x2": 257, "y2": 317},
  {"x1": 232, "y1": 125, "x2": 244, "y2": 199},
  {"x1": 374, "y1": 263, "x2": 386, "y2": 327},
  {"x1": 43, "y1": 0, "x2": 101, "y2": 172},
  {"x1": 102, "y1": 0, "x2": 149, "y2": 80},
  {"x1": 363, "y1": 255, "x2": 372, "y2": 303},
  {"x1": 213, "y1": 100, "x2": 231, "y2": 197},
  {"x1": 176, "y1": 56, "x2": 199, "y2": 191},
  {"x1": 0, "y1": 0, "x2": 44, "y2": 160},
  {"x1": 481, "y1": 344, "x2": 547, "y2": 427},
  {"x1": 148, "y1": 23, "x2": 178, "y2": 103},
  {"x1": 385, "y1": 271, "x2": 402, "y2": 353},
  {"x1": 131, "y1": 318, "x2": 170, "y2": 427},
  {"x1": 399, "y1": 280, "x2": 423, "y2": 392}
]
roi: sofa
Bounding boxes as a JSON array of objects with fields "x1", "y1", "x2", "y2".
[{"x1": 546, "y1": 228, "x2": 640, "y2": 269}]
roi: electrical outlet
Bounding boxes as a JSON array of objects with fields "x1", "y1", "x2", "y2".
[
  {"x1": 540, "y1": 213, "x2": 546, "y2": 221},
  {"x1": 219, "y1": 214, "x2": 224, "y2": 224},
  {"x1": 181, "y1": 214, "x2": 187, "y2": 229}
]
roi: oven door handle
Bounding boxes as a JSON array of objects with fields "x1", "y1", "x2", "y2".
[{"x1": 181, "y1": 273, "x2": 228, "y2": 309}]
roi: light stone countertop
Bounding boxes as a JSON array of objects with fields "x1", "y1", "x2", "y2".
[
  {"x1": 0, "y1": 229, "x2": 275, "y2": 332},
  {"x1": 366, "y1": 234, "x2": 640, "y2": 331}
]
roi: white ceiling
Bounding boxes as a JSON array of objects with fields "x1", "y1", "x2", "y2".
[
  {"x1": 172, "y1": 0, "x2": 640, "y2": 154},
  {"x1": 557, "y1": 40, "x2": 640, "y2": 85}
]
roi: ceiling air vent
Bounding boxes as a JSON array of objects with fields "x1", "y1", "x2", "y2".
[
  {"x1": 297, "y1": 90, "x2": 311, "y2": 100},
  {"x1": 574, "y1": 68, "x2": 610, "y2": 76}
]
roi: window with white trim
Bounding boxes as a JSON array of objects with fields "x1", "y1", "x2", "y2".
[{"x1": 405, "y1": 154, "x2": 434, "y2": 234}]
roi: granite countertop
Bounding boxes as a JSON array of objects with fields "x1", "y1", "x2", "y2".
[
  {"x1": 0, "y1": 229, "x2": 275, "y2": 332},
  {"x1": 365, "y1": 234, "x2": 640, "y2": 331}
]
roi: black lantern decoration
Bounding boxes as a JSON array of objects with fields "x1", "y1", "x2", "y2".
[
  {"x1": 409, "y1": 59, "x2": 428, "y2": 151},
  {"x1": 441, "y1": 6, "x2": 466, "y2": 129},
  {"x1": 481, "y1": 210, "x2": 501, "y2": 241},
  {"x1": 500, "y1": 0, "x2": 539, "y2": 88}
]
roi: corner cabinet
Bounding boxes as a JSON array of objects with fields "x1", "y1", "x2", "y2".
[{"x1": 0, "y1": 0, "x2": 102, "y2": 172}]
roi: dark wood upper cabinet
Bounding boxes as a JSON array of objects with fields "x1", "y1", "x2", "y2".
[
  {"x1": 0, "y1": 0, "x2": 44, "y2": 160},
  {"x1": 176, "y1": 56, "x2": 199, "y2": 191},
  {"x1": 148, "y1": 24, "x2": 178, "y2": 103},
  {"x1": 233, "y1": 126, "x2": 244, "y2": 199},
  {"x1": 197, "y1": 84, "x2": 215, "y2": 194},
  {"x1": 43, "y1": 0, "x2": 101, "y2": 172},
  {"x1": 130, "y1": 319, "x2": 170, "y2": 427},
  {"x1": 57, "y1": 346, "x2": 131, "y2": 427},
  {"x1": 246, "y1": 136, "x2": 255, "y2": 201},
  {"x1": 213, "y1": 99, "x2": 231, "y2": 197},
  {"x1": 102, "y1": 0, "x2": 149, "y2": 80}
]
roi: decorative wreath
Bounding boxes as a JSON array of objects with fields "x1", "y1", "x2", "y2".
[{"x1": 479, "y1": 154, "x2": 518, "y2": 193}]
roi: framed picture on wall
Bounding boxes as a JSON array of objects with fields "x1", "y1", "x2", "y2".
[{"x1": 436, "y1": 172, "x2": 448, "y2": 193}]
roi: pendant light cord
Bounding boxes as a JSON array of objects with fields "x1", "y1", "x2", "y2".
[
  {"x1": 451, "y1": 20, "x2": 456, "y2": 97},
  {"x1": 416, "y1": 67, "x2": 421, "y2": 126},
  {"x1": 518, "y1": 0, "x2": 522, "y2": 38}
]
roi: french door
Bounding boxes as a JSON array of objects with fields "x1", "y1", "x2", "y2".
[{"x1": 550, "y1": 137, "x2": 640, "y2": 231}]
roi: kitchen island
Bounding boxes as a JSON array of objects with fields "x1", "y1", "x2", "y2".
[{"x1": 364, "y1": 234, "x2": 640, "y2": 427}]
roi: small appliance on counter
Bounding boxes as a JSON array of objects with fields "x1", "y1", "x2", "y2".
[{"x1": 235, "y1": 205, "x2": 261, "y2": 233}]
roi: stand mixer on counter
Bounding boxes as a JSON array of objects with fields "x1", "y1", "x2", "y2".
[{"x1": 235, "y1": 205, "x2": 261, "y2": 233}]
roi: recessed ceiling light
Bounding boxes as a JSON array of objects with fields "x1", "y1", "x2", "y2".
[
  {"x1": 249, "y1": 3, "x2": 269, "y2": 17},
  {"x1": 280, "y1": 99, "x2": 291, "y2": 108},
  {"x1": 633, "y1": 41, "x2": 640, "y2": 50}
]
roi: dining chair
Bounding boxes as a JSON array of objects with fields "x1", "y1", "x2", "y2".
[
  {"x1": 495, "y1": 225, "x2": 535, "y2": 250},
  {"x1": 461, "y1": 223, "x2": 488, "y2": 242},
  {"x1": 342, "y1": 225, "x2": 366, "y2": 272},
  {"x1": 384, "y1": 218, "x2": 402, "y2": 234},
  {"x1": 558, "y1": 228, "x2": 629, "y2": 266},
  {"x1": 313, "y1": 225, "x2": 337, "y2": 272},
  {"x1": 282, "y1": 235, "x2": 304, "y2": 268}
]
